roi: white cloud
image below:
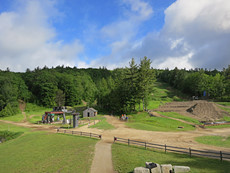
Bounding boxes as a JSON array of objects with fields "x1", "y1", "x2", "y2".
[
  {"x1": 162, "y1": 0, "x2": 230, "y2": 69},
  {"x1": 0, "y1": 0, "x2": 84, "y2": 72},
  {"x1": 107, "y1": 0, "x2": 230, "y2": 70}
]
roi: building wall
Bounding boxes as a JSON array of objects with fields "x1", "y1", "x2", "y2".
[{"x1": 83, "y1": 110, "x2": 97, "y2": 117}]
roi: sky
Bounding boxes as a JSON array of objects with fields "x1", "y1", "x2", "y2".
[{"x1": 0, "y1": 0, "x2": 230, "y2": 72}]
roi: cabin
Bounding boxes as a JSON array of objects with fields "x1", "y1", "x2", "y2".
[{"x1": 83, "y1": 108, "x2": 97, "y2": 117}]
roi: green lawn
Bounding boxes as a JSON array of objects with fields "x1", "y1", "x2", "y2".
[
  {"x1": 157, "y1": 112, "x2": 201, "y2": 124},
  {"x1": 112, "y1": 143, "x2": 230, "y2": 173},
  {"x1": 0, "y1": 113, "x2": 24, "y2": 122},
  {"x1": 126, "y1": 112, "x2": 195, "y2": 132},
  {"x1": 217, "y1": 105, "x2": 230, "y2": 114},
  {"x1": 89, "y1": 117, "x2": 115, "y2": 130},
  {"x1": 216, "y1": 102, "x2": 230, "y2": 107},
  {"x1": 0, "y1": 121, "x2": 31, "y2": 132},
  {"x1": 195, "y1": 136, "x2": 230, "y2": 148},
  {"x1": 205, "y1": 124, "x2": 230, "y2": 129},
  {"x1": 0, "y1": 122, "x2": 98, "y2": 173}
]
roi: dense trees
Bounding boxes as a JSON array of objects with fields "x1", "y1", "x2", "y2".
[
  {"x1": 158, "y1": 67, "x2": 229, "y2": 100},
  {"x1": 0, "y1": 59, "x2": 230, "y2": 117}
]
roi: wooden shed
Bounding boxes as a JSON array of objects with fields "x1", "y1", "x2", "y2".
[{"x1": 83, "y1": 108, "x2": 97, "y2": 117}]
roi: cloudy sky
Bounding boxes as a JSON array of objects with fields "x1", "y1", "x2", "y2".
[{"x1": 0, "y1": 0, "x2": 230, "y2": 72}]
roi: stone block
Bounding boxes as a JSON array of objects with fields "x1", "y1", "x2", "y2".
[
  {"x1": 151, "y1": 163, "x2": 162, "y2": 173},
  {"x1": 145, "y1": 162, "x2": 157, "y2": 169},
  {"x1": 134, "y1": 167, "x2": 150, "y2": 173},
  {"x1": 161, "y1": 164, "x2": 172, "y2": 173},
  {"x1": 173, "y1": 166, "x2": 190, "y2": 173}
]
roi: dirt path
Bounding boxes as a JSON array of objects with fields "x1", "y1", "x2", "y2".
[{"x1": 90, "y1": 141, "x2": 116, "y2": 173}]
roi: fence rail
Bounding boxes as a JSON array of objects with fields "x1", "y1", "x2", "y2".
[
  {"x1": 57, "y1": 129, "x2": 102, "y2": 139},
  {"x1": 114, "y1": 137, "x2": 230, "y2": 161}
]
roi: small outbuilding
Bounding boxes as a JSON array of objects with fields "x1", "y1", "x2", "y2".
[{"x1": 83, "y1": 108, "x2": 97, "y2": 117}]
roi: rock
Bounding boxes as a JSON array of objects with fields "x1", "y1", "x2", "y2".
[
  {"x1": 173, "y1": 166, "x2": 190, "y2": 173},
  {"x1": 151, "y1": 164, "x2": 162, "y2": 173},
  {"x1": 161, "y1": 164, "x2": 173, "y2": 173},
  {"x1": 145, "y1": 162, "x2": 157, "y2": 169},
  {"x1": 134, "y1": 167, "x2": 150, "y2": 173}
]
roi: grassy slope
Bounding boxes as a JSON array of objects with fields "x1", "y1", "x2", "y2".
[
  {"x1": 89, "y1": 117, "x2": 115, "y2": 130},
  {"x1": 195, "y1": 136, "x2": 230, "y2": 148},
  {"x1": 0, "y1": 113, "x2": 24, "y2": 122},
  {"x1": 0, "y1": 122, "x2": 97, "y2": 173},
  {"x1": 136, "y1": 82, "x2": 187, "y2": 111},
  {"x1": 112, "y1": 143, "x2": 230, "y2": 173},
  {"x1": 126, "y1": 112, "x2": 195, "y2": 132},
  {"x1": 157, "y1": 112, "x2": 201, "y2": 124},
  {"x1": 125, "y1": 82, "x2": 197, "y2": 132}
]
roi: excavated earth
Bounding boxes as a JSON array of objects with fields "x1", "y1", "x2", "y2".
[{"x1": 154, "y1": 100, "x2": 230, "y2": 122}]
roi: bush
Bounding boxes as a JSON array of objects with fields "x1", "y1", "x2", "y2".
[{"x1": 0, "y1": 102, "x2": 20, "y2": 117}]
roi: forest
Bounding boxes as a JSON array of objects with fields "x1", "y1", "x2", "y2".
[{"x1": 0, "y1": 57, "x2": 230, "y2": 117}]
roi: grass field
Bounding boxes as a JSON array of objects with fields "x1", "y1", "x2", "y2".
[
  {"x1": 157, "y1": 112, "x2": 201, "y2": 124},
  {"x1": 126, "y1": 112, "x2": 195, "y2": 132},
  {"x1": 0, "y1": 113, "x2": 24, "y2": 122},
  {"x1": 135, "y1": 81, "x2": 188, "y2": 111},
  {"x1": 0, "y1": 122, "x2": 98, "y2": 173},
  {"x1": 89, "y1": 117, "x2": 115, "y2": 130},
  {"x1": 195, "y1": 136, "x2": 230, "y2": 148},
  {"x1": 216, "y1": 102, "x2": 230, "y2": 107},
  {"x1": 112, "y1": 143, "x2": 230, "y2": 173}
]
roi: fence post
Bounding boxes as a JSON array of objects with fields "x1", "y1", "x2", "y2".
[
  {"x1": 81, "y1": 131, "x2": 82, "y2": 136},
  {"x1": 57, "y1": 129, "x2": 59, "y2": 133},
  {"x1": 64, "y1": 130, "x2": 66, "y2": 133},
  {"x1": 165, "y1": 144, "x2": 167, "y2": 153},
  {"x1": 189, "y1": 148, "x2": 192, "y2": 158},
  {"x1": 220, "y1": 151, "x2": 222, "y2": 162},
  {"x1": 145, "y1": 142, "x2": 147, "y2": 149},
  {"x1": 72, "y1": 131, "x2": 73, "y2": 135},
  {"x1": 90, "y1": 133, "x2": 91, "y2": 138},
  {"x1": 128, "y1": 139, "x2": 130, "y2": 146}
]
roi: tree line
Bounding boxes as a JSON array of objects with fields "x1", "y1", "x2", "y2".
[
  {"x1": 0, "y1": 57, "x2": 154, "y2": 116},
  {"x1": 0, "y1": 59, "x2": 230, "y2": 117},
  {"x1": 157, "y1": 66, "x2": 230, "y2": 100}
]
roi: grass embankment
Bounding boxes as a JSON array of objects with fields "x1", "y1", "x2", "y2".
[
  {"x1": 126, "y1": 112, "x2": 195, "y2": 132},
  {"x1": 157, "y1": 112, "x2": 201, "y2": 124},
  {"x1": 0, "y1": 113, "x2": 25, "y2": 122},
  {"x1": 89, "y1": 116, "x2": 115, "y2": 130},
  {"x1": 0, "y1": 122, "x2": 97, "y2": 173},
  {"x1": 196, "y1": 136, "x2": 230, "y2": 148},
  {"x1": 112, "y1": 143, "x2": 230, "y2": 173},
  {"x1": 216, "y1": 102, "x2": 230, "y2": 107},
  {"x1": 0, "y1": 131, "x2": 23, "y2": 143},
  {"x1": 137, "y1": 82, "x2": 188, "y2": 111},
  {"x1": 25, "y1": 103, "x2": 51, "y2": 123}
]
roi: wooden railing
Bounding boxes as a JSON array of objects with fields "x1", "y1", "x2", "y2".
[
  {"x1": 57, "y1": 129, "x2": 102, "y2": 139},
  {"x1": 114, "y1": 137, "x2": 230, "y2": 161}
]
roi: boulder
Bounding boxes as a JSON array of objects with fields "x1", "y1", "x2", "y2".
[
  {"x1": 151, "y1": 164, "x2": 162, "y2": 173},
  {"x1": 161, "y1": 164, "x2": 173, "y2": 173},
  {"x1": 134, "y1": 167, "x2": 150, "y2": 173},
  {"x1": 173, "y1": 166, "x2": 190, "y2": 173}
]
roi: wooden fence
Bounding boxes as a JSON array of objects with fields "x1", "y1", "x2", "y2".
[
  {"x1": 114, "y1": 137, "x2": 230, "y2": 161},
  {"x1": 57, "y1": 129, "x2": 102, "y2": 139}
]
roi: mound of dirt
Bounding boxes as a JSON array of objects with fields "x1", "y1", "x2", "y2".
[{"x1": 155, "y1": 100, "x2": 230, "y2": 122}]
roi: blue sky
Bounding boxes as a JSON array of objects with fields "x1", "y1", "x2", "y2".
[{"x1": 0, "y1": 0, "x2": 230, "y2": 71}]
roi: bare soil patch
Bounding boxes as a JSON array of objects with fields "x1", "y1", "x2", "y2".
[{"x1": 155, "y1": 100, "x2": 230, "y2": 121}]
